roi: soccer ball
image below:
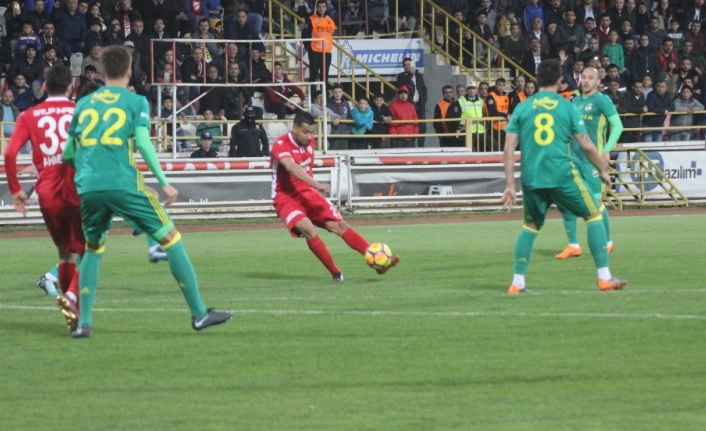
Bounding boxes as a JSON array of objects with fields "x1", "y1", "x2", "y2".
[{"x1": 365, "y1": 243, "x2": 392, "y2": 270}]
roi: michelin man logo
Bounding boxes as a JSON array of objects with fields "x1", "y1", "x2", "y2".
[{"x1": 338, "y1": 39, "x2": 354, "y2": 75}]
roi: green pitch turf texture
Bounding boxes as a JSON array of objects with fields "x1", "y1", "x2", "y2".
[{"x1": 1, "y1": 213, "x2": 705, "y2": 430}]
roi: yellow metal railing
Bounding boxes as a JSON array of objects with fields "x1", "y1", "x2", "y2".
[{"x1": 419, "y1": 0, "x2": 533, "y2": 82}]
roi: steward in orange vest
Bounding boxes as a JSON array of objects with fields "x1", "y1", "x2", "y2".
[
  {"x1": 433, "y1": 85, "x2": 461, "y2": 147},
  {"x1": 302, "y1": 0, "x2": 335, "y2": 83},
  {"x1": 484, "y1": 77, "x2": 510, "y2": 131}
]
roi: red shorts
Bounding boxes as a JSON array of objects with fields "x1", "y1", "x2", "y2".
[
  {"x1": 40, "y1": 205, "x2": 85, "y2": 254},
  {"x1": 273, "y1": 190, "x2": 343, "y2": 237}
]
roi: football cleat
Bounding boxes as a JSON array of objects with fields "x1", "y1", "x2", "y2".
[
  {"x1": 191, "y1": 308, "x2": 233, "y2": 331},
  {"x1": 56, "y1": 294, "x2": 79, "y2": 332},
  {"x1": 555, "y1": 245, "x2": 582, "y2": 259},
  {"x1": 508, "y1": 285, "x2": 530, "y2": 294},
  {"x1": 37, "y1": 275, "x2": 58, "y2": 296},
  {"x1": 332, "y1": 272, "x2": 344, "y2": 282},
  {"x1": 71, "y1": 323, "x2": 92, "y2": 338},
  {"x1": 149, "y1": 247, "x2": 168, "y2": 263},
  {"x1": 598, "y1": 277, "x2": 628, "y2": 291},
  {"x1": 375, "y1": 255, "x2": 400, "y2": 275}
]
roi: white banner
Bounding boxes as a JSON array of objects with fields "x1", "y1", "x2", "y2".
[
  {"x1": 331, "y1": 39, "x2": 424, "y2": 76},
  {"x1": 615, "y1": 150, "x2": 706, "y2": 199}
]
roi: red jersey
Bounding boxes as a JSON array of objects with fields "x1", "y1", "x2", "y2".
[
  {"x1": 270, "y1": 132, "x2": 315, "y2": 199},
  {"x1": 4, "y1": 97, "x2": 79, "y2": 208}
]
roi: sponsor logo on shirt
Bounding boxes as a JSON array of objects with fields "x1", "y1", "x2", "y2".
[{"x1": 532, "y1": 96, "x2": 559, "y2": 110}]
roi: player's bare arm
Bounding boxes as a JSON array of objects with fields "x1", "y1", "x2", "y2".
[
  {"x1": 501, "y1": 132, "x2": 519, "y2": 212},
  {"x1": 11, "y1": 190, "x2": 28, "y2": 215},
  {"x1": 575, "y1": 132, "x2": 612, "y2": 187},
  {"x1": 279, "y1": 157, "x2": 331, "y2": 194}
]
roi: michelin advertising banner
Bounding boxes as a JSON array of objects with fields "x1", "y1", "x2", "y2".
[
  {"x1": 616, "y1": 150, "x2": 706, "y2": 199},
  {"x1": 331, "y1": 39, "x2": 424, "y2": 76}
]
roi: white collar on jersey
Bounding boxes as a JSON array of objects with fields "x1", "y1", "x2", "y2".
[{"x1": 45, "y1": 97, "x2": 71, "y2": 102}]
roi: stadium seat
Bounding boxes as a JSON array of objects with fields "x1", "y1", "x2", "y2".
[{"x1": 70, "y1": 53, "x2": 84, "y2": 77}]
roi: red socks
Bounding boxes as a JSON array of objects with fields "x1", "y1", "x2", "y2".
[
  {"x1": 58, "y1": 262, "x2": 75, "y2": 295},
  {"x1": 341, "y1": 228, "x2": 369, "y2": 255},
  {"x1": 307, "y1": 235, "x2": 340, "y2": 275}
]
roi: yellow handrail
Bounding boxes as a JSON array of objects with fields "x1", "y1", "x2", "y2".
[{"x1": 419, "y1": 0, "x2": 534, "y2": 83}]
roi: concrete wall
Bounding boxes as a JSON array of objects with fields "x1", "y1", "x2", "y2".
[{"x1": 423, "y1": 50, "x2": 468, "y2": 148}]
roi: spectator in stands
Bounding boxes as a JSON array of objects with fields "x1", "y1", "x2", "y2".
[
  {"x1": 10, "y1": 73, "x2": 32, "y2": 111},
  {"x1": 603, "y1": 78, "x2": 623, "y2": 108},
  {"x1": 9, "y1": 44, "x2": 43, "y2": 83},
  {"x1": 684, "y1": 0, "x2": 706, "y2": 31},
  {"x1": 158, "y1": 97, "x2": 190, "y2": 152},
  {"x1": 545, "y1": 22, "x2": 561, "y2": 58},
  {"x1": 350, "y1": 96, "x2": 374, "y2": 150},
  {"x1": 310, "y1": 89, "x2": 341, "y2": 137},
  {"x1": 634, "y1": 3, "x2": 650, "y2": 34},
  {"x1": 127, "y1": 19, "x2": 150, "y2": 75},
  {"x1": 155, "y1": 48, "x2": 181, "y2": 81},
  {"x1": 32, "y1": 65, "x2": 50, "y2": 103},
  {"x1": 81, "y1": 44, "x2": 103, "y2": 76},
  {"x1": 509, "y1": 79, "x2": 536, "y2": 115},
  {"x1": 672, "y1": 85, "x2": 704, "y2": 141},
  {"x1": 224, "y1": 62, "x2": 256, "y2": 120},
  {"x1": 194, "y1": 17, "x2": 219, "y2": 62},
  {"x1": 685, "y1": 21, "x2": 705, "y2": 56},
  {"x1": 229, "y1": 106, "x2": 269, "y2": 157},
  {"x1": 51, "y1": 0, "x2": 86, "y2": 54},
  {"x1": 292, "y1": 0, "x2": 313, "y2": 23},
  {"x1": 582, "y1": 17, "x2": 597, "y2": 49},
  {"x1": 617, "y1": 19, "x2": 635, "y2": 44},
  {"x1": 623, "y1": 37, "x2": 637, "y2": 79},
  {"x1": 456, "y1": 84, "x2": 465, "y2": 99},
  {"x1": 608, "y1": 0, "x2": 629, "y2": 29},
  {"x1": 303, "y1": 0, "x2": 335, "y2": 84},
  {"x1": 227, "y1": 9, "x2": 259, "y2": 54},
  {"x1": 434, "y1": 85, "x2": 461, "y2": 147},
  {"x1": 152, "y1": 0, "x2": 191, "y2": 38},
  {"x1": 396, "y1": 0, "x2": 418, "y2": 37},
  {"x1": 579, "y1": 37, "x2": 601, "y2": 65},
  {"x1": 0, "y1": 26, "x2": 11, "y2": 75},
  {"x1": 603, "y1": 30, "x2": 624, "y2": 71},
  {"x1": 644, "y1": 80, "x2": 674, "y2": 141},
  {"x1": 524, "y1": 17, "x2": 550, "y2": 56},
  {"x1": 502, "y1": 23, "x2": 527, "y2": 73},
  {"x1": 524, "y1": 0, "x2": 543, "y2": 31},
  {"x1": 469, "y1": 11, "x2": 495, "y2": 62},
  {"x1": 606, "y1": 64, "x2": 626, "y2": 87},
  {"x1": 249, "y1": 46, "x2": 271, "y2": 86},
  {"x1": 594, "y1": 13, "x2": 612, "y2": 49},
  {"x1": 367, "y1": 93, "x2": 391, "y2": 149},
  {"x1": 27, "y1": 0, "x2": 50, "y2": 33},
  {"x1": 496, "y1": 6, "x2": 517, "y2": 39},
  {"x1": 656, "y1": 37, "x2": 678, "y2": 72},
  {"x1": 521, "y1": 37, "x2": 547, "y2": 77},
  {"x1": 39, "y1": 21, "x2": 69, "y2": 62},
  {"x1": 265, "y1": 62, "x2": 306, "y2": 119},
  {"x1": 86, "y1": 3, "x2": 106, "y2": 32},
  {"x1": 564, "y1": 59, "x2": 584, "y2": 90},
  {"x1": 196, "y1": 110, "x2": 223, "y2": 151},
  {"x1": 642, "y1": 75, "x2": 653, "y2": 97},
  {"x1": 77, "y1": 1, "x2": 88, "y2": 15},
  {"x1": 326, "y1": 84, "x2": 352, "y2": 150},
  {"x1": 679, "y1": 41, "x2": 704, "y2": 76},
  {"x1": 667, "y1": 20, "x2": 685, "y2": 53},
  {"x1": 476, "y1": 0, "x2": 497, "y2": 31},
  {"x1": 151, "y1": 63, "x2": 189, "y2": 110},
  {"x1": 150, "y1": 17, "x2": 172, "y2": 62},
  {"x1": 104, "y1": 18, "x2": 125, "y2": 47},
  {"x1": 213, "y1": 42, "x2": 247, "y2": 78},
  {"x1": 203, "y1": 0, "x2": 224, "y2": 23},
  {"x1": 341, "y1": 0, "x2": 363, "y2": 36},
  {"x1": 368, "y1": 0, "x2": 393, "y2": 34},
  {"x1": 544, "y1": 0, "x2": 564, "y2": 28},
  {"x1": 619, "y1": 79, "x2": 646, "y2": 143},
  {"x1": 111, "y1": 0, "x2": 141, "y2": 37},
  {"x1": 624, "y1": 0, "x2": 637, "y2": 28},
  {"x1": 199, "y1": 64, "x2": 226, "y2": 116},
  {"x1": 388, "y1": 85, "x2": 418, "y2": 148},
  {"x1": 664, "y1": 60, "x2": 679, "y2": 94},
  {"x1": 181, "y1": 46, "x2": 205, "y2": 100},
  {"x1": 645, "y1": 17, "x2": 666, "y2": 50},
  {"x1": 5, "y1": 1, "x2": 24, "y2": 41},
  {"x1": 677, "y1": 57, "x2": 700, "y2": 88},
  {"x1": 630, "y1": 34, "x2": 659, "y2": 83},
  {"x1": 191, "y1": 132, "x2": 220, "y2": 158},
  {"x1": 485, "y1": 77, "x2": 509, "y2": 141},
  {"x1": 557, "y1": 9, "x2": 586, "y2": 61},
  {"x1": 478, "y1": 81, "x2": 489, "y2": 99},
  {"x1": 85, "y1": 18, "x2": 105, "y2": 50},
  {"x1": 396, "y1": 57, "x2": 427, "y2": 146},
  {"x1": 576, "y1": 0, "x2": 598, "y2": 26},
  {"x1": 123, "y1": 41, "x2": 146, "y2": 95},
  {"x1": 77, "y1": 64, "x2": 104, "y2": 95},
  {"x1": 15, "y1": 19, "x2": 42, "y2": 56}
]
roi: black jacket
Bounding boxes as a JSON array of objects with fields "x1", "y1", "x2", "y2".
[
  {"x1": 645, "y1": 90, "x2": 675, "y2": 127},
  {"x1": 224, "y1": 84, "x2": 254, "y2": 120},
  {"x1": 395, "y1": 70, "x2": 427, "y2": 108},
  {"x1": 180, "y1": 56, "x2": 205, "y2": 84},
  {"x1": 629, "y1": 47, "x2": 660, "y2": 83},
  {"x1": 520, "y1": 50, "x2": 548, "y2": 77},
  {"x1": 191, "y1": 147, "x2": 220, "y2": 158},
  {"x1": 370, "y1": 103, "x2": 392, "y2": 135},
  {"x1": 229, "y1": 120, "x2": 269, "y2": 157},
  {"x1": 199, "y1": 78, "x2": 227, "y2": 115},
  {"x1": 618, "y1": 89, "x2": 646, "y2": 129},
  {"x1": 127, "y1": 32, "x2": 152, "y2": 75}
]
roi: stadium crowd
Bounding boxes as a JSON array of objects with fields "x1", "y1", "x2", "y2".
[{"x1": 2, "y1": 0, "x2": 705, "y2": 153}]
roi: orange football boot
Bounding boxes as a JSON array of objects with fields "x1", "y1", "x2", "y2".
[
  {"x1": 598, "y1": 277, "x2": 628, "y2": 291},
  {"x1": 555, "y1": 245, "x2": 582, "y2": 259}
]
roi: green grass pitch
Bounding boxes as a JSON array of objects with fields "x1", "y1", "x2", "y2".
[{"x1": 1, "y1": 213, "x2": 705, "y2": 430}]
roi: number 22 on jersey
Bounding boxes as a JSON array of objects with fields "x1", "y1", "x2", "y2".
[{"x1": 78, "y1": 108, "x2": 127, "y2": 147}]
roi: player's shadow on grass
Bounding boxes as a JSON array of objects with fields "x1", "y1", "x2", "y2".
[
  {"x1": 241, "y1": 271, "x2": 317, "y2": 281},
  {"x1": 534, "y1": 248, "x2": 566, "y2": 258},
  {"x1": 0, "y1": 321, "x2": 68, "y2": 337}
]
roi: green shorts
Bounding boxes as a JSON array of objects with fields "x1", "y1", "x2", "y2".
[
  {"x1": 523, "y1": 173, "x2": 599, "y2": 229},
  {"x1": 81, "y1": 189, "x2": 174, "y2": 244},
  {"x1": 576, "y1": 163, "x2": 603, "y2": 199}
]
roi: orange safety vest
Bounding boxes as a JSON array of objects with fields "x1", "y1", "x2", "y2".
[
  {"x1": 437, "y1": 100, "x2": 451, "y2": 133},
  {"x1": 517, "y1": 91, "x2": 527, "y2": 103},
  {"x1": 560, "y1": 90, "x2": 575, "y2": 101},
  {"x1": 309, "y1": 14, "x2": 335, "y2": 53},
  {"x1": 488, "y1": 92, "x2": 509, "y2": 130}
]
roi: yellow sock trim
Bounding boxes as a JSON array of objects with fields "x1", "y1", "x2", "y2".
[
  {"x1": 86, "y1": 244, "x2": 106, "y2": 254},
  {"x1": 161, "y1": 232, "x2": 182, "y2": 250},
  {"x1": 522, "y1": 225, "x2": 540, "y2": 234},
  {"x1": 587, "y1": 215, "x2": 604, "y2": 224},
  {"x1": 598, "y1": 204, "x2": 606, "y2": 212}
]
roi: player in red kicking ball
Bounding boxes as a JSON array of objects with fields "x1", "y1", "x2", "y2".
[
  {"x1": 4, "y1": 65, "x2": 83, "y2": 331},
  {"x1": 270, "y1": 111, "x2": 399, "y2": 281}
]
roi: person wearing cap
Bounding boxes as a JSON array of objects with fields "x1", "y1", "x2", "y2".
[
  {"x1": 457, "y1": 82, "x2": 497, "y2": 151},
  {"x1": 85, "y1": 17, "x2": 105, "y2": 50},
  {"x1": 229, "y1": 106, "x2": 270, "y2": 157},
  {"x1": 395, "y1": 57, "x2": 428, "y2": 146},
  {"x1": 433, "y1": 85, "x2": 462, "y2": 147},
  {"x1": 77, "y1": 64, "x2": 105, "y2": 96},
  {"x1": 126, "y1": 19, "x2": 150, "y2": 73},
  {"x1": 388, "y1": 85, "x2": 419, "y2": 148},
  {"x1": 191, "y1": 132, "x2": 220, "y2": 158},
  {"x1": 81, "y1": 43, "x2": 103, "y2": 76},
  {"x1": 9, "y1": 44, "x2": 44, "y2": 83},
  {"x1": 15, "y1": 19, "x2": 43, "y2": 56},
  {"x1": 123, "y1": 40, "x2": 146, "y2": 94}
]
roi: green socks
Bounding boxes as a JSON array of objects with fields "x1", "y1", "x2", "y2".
[
  {"x1": 587, "y1": 217, "x2": 609, "y2": 269},
  {"x1": 147, "y1": 235, "x2": 160, "y2": 250},
  {"x1": 601, "y1": 206, "x2": 611, "y2": 243},
  {"x1": 562, "y1": 210, "x2": 579, "y2": 246},
  {"x1": 77, "y1": 249, "x2": 103, "y2": 327},
  {"x1": 164, "y1": 236, "x2": 208, "y2": 319},
  {"x1": 514, "y1": 226, "x2": 538, "y2": 276}
]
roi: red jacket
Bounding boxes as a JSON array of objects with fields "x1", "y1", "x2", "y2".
[
  {"x1": 388, "y1": 98, "x2": 418, "y2": 139},
  {"x1": 264, "y1": 75, "x2": 306, "y2": 107},
  {"x1": 655, "y1": 48, "x2": 678, "y2": 71}
]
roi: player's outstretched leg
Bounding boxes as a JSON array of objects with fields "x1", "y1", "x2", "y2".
[
  {"x1": 601, "y1": 205, "x2": 613, "y2": 253},
  {"x1": 555, "y1": 209, "x2": 581, "y2": 259},
  {"x1": 147, "y1": 235, "x2": 168, "y2": 263},
  {"x1": 37, "y1": 265, "x2": 59, "y2": 296},
  {"x1": 586, "y1": 215, "x2": 626, "y2": 291},
  {"x1": 58, "y1": 268, "x2": 82, "y2": 333},
  {"x1": 294, "y1": 218, "x2": 343, "y2": 281},
  {"x1": 508, "y1": 225, "x2": 538, "y2": 294},
  {"x1": 160, "y1": 231, "x2": 233, "y2": 330},
  {"x1": 72, "y1": 245, "x2": 104, "y2": 338},
  {"x1": 330, "y1": 221, "x2": 400, "y2": 275}
]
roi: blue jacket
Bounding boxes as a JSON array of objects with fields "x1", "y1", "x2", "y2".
[
  {"x1": 25, "y1": 0, "x2": 55, "y2": 13},
  {"x1": 351, "y1": 106, "x2": 374, "y2": 135},
  {"x1": 51, "y1": 8, "x2": 87, "y2": 45},
  {"x1": 524, "y1": 4, "x2": 544, "y2": 30}
]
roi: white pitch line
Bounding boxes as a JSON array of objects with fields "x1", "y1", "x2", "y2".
[{"x1": 1, "y1": 304, "x2": 705, "y2": 320}]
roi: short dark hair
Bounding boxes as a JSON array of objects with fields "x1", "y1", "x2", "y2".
[
  {"x1": 77, "y1": 81, "x2": 100, "y2": 100},
  {"x1": 43, "y1": 44, "x2": 57, "y2": 53},
  {"x1": 536, "y1": 59, "x2": 563, "y2": 87},
  {"x1": 314, "y1": 90, "x2": 323, "y2": 98},
  {"x1": 332, "y1": 84, "x2": 343, "y2": 90},
  {"x1": 477, "y1": 10, "x2": 487, "y2": 17},
  {"x1": 681, "y1": 85, "x2": 693, "y2": 92},
  {"x1": 402, "y1": 57, "x2": 412, "y2": 63},
  {"x1": 199, "y1": 17, "x2": 210, "y2": 25},
  {"x1": 43, "y1": 20, "x2": 55, "y2": 28},
  {"x1": 607, "y1": 64, "x2": 619, "y2": 71},
  {"x1": 274, "y1": 61, "x2": 283, "y2": 68},
  {"x1": 316, "y1": 0, "x2": 327, "y2": 5},
  {"x1": 293, "y1": 110, "x2": 316, "y2": 127},
  {"x1": 100, "y1": 45, "x2": 131, "y2": 80},
  {"x1": 45, "y1": 65, "x2": 73, "y2": 96},
  {"x1": 496, "y1": 77, "x2": 506, "y2": 84},
  {"x1": 358, "y1": 96, "x2": 369, "y2": 103},
  {"x1": 585, "y1": 17, "x2": 595, "y2": 22},
  {"x1": 373, "y1": 93, "x2": 385, "y2": 99},
  {"x1": 663, "y1": 37, "x2": 674, "y2": 44},
  {"x1": 442, "y1": 85, "x2": 453, "y2": 92}
]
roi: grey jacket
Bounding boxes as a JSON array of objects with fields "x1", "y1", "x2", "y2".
[
  {"x1": 672, "y1": 96, "x2": 704, "y2": 127},
  {"x1": 326, "y1": 98, "x2": 352, "y2": 136}
]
